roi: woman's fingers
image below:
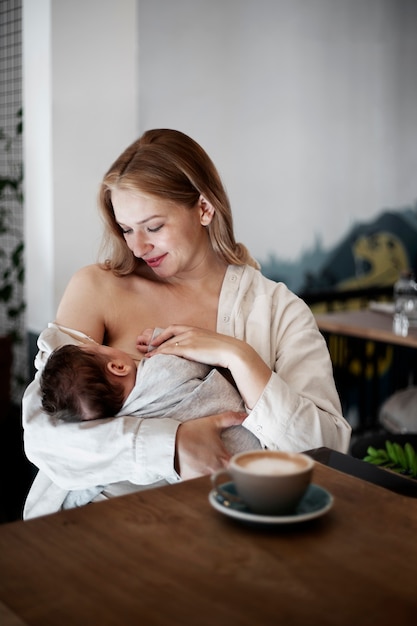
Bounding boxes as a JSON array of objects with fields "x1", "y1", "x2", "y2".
[
  {"x1": 174, "y1": 412, "x2": 247, "y2": 479},
  {"x1": 142, "y1": 326, "x2": 239, "y2": 369},
  {"x1": 136, "y1": 325, "x2": 188, "y2": 352},
  {"x1": 215, "y1": 411, "x2": 247, "y2": 429}
]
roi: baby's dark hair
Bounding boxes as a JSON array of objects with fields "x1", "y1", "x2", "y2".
[{"x1": 40, "y1": 344, "x2": 126, "y2": 421}]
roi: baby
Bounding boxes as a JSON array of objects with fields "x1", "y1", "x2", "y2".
[{"x1": 40, "y1": 341, "x2": 261, "y2": 454}]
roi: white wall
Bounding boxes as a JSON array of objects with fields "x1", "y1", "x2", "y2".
[
  {"x1": 23, "y1": 0, "x2": 138, "y2": 331},
  {"x1": 138, "y1": 0, "x2": 417, "y2": 265},
  {"x1": 23, "y1": 0, "x2": 417, "y2": 333}
]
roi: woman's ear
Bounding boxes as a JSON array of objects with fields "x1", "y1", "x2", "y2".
[
  {"x1": 106, "y1": 360, "x2": 132, "y2": 378},
  {"x1": 199, "y1": 195, "x2": 215, "y2": 226}
]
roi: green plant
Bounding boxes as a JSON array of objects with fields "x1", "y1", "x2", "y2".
[
  {"x1": 0, "y1": 107, "x2": 25, "y2": 343},
  {"x1": 364, "y1": 440, "x2": 417, "y2": 478}
]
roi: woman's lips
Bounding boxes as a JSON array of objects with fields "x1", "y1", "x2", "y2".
[{"x1": 144, "y1": 254, "x2": 167, "y2": 268}]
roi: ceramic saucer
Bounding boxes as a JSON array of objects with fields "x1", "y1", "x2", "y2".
[{"x1": 209, "y1": 482, "x2": 333, "y2": 525}]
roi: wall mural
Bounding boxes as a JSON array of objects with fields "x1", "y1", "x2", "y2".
[
  {"x1": 260, "y1": 203, "x2": 417, "y2": 298},
  {"x1": 259, "y1": 202, "x2": 417, "y2": 430}
]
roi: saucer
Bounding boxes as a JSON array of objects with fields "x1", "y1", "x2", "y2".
[{"x1": 209, "y1": 482, "x2": 333, "y2": 525}]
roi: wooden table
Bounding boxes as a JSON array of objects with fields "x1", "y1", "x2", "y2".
[
  {"x1": 0, "y1": 460, "x2": 416, "y2": 625},
  {"x1": 315, "y1": 308, "x2": 417, "y2": 348}
]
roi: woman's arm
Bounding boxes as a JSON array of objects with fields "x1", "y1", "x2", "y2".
[
  {"x1": 54, "y1": 265, "x2": 109, "y2": 342},
  {"x1": 243, "y1": 326, "x2": 352, "y2": 454}
]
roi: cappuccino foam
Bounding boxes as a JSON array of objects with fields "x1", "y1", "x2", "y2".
[{"x1": 238, "y1": 456, "x2": 304, "y2": 475}]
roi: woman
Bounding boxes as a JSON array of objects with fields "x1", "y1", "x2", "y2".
[{"x1": 22, "y1": 129, "x2": 351, "y2": 517}]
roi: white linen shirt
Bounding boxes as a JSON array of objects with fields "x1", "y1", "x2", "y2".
[{"x1": 22, "y1": 265, "x2": 351, "y2": 517}]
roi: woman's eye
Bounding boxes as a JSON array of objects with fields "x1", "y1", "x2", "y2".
[
  {"x1": 121, "y1": 227, "x2": 132, "y2": 235},
  {"x1": 147, "y1": 225, "x2": 163, "y2": 233}
]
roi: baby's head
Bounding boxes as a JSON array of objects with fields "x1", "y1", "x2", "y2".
[{"x1": 40, "y1": 343, "x2": 136, "y2": 421}]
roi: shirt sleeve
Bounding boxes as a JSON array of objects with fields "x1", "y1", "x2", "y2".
[
  {"x1": 221, "y1": 267, "x2": 351, "y2": 454},
  {"x1": 242, "y1": 304, "x2": 351, "y2": 454},
  {"x1": 243, "y1": 366, "x2": 351, "y2": 454}
]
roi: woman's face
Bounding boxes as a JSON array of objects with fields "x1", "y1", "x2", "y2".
[{"x1": 111, "y1": 188, "x2": 214, "y2": 279}]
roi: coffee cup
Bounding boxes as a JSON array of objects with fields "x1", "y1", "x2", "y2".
[{"x1": 211, "y1": 450, "x2": 314, "y2": 515}]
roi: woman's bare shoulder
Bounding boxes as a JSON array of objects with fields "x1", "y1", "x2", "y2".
[
  {"x1": 55, "y1": 265, "x2": 118, "y2": 338},
  {"x1": 71, "y1": 262, "x2": 111, "y2": 279},
  {"x1": 64, "y1": 263, "x2": 120, "y2": 290}
]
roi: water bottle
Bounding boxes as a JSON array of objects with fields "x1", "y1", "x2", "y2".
[{"x1": 392, "y1": 270, "x2": 417, "y2": 336}]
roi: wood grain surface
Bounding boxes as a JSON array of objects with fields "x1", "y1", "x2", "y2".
[
  {"x1": 0, "y1": 461, "x2": 416, "y2": 625},
  {"x1": 315, "y1": 309, "x2": 417, "y2": 347}
]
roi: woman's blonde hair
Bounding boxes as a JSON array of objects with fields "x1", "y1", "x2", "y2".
[{"x1": 98, "y1": 129, "x2": 259, "y2": 274}]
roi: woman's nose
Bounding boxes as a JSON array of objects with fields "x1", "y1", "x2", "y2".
[{"x1": 131, "y1": 232, "x2": 153, "y2": 258}]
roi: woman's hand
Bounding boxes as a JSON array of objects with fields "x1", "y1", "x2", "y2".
[
  {"x1": 174, "y1": 411, "x2": 247, "y2": 479},
  {"x1": 136, "y1": 325, "x2": 237, "y2": 368},
  {"x1": 137, "y1": 325, "x2": 272, "y2": 410}
]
